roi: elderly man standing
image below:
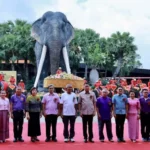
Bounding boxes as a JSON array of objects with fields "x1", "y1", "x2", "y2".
[
  {"x1": 10, "y1": 86, "x2": 26, "y2": 142},
  {"x1": 112, "y1": 87, "x2": 128, "y2": 142},
  {"x1": 59, "y1": 84, "x2": 78, "y2": 143},
  {"x1": 42, "y1": 84, "x2": 60, "y2": 142},
  {"x1": 78, "y1": 84, "x2": 97, "y2": 143},
  {"x1": 96, "y1": 89, "x2": 114, "y2": 142}
]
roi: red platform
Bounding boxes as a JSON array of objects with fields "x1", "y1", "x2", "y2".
[{"x1": 1, "y1": 123, "x2": 150, "y2": 150}]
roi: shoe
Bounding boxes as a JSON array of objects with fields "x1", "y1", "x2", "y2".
[
  {"x1": 70, "y1": 138, "x2": 75, "y2": 142},
  {"x1": 109, "y1": 139, "x2": 114, "y2": 142},
  {"x1": 117, "y1": 138, "x2": 121, "y2": 142},
  {"x1": 45, "y1": 138, "x2": 50, "y2": 142},
  {"x1": 13, "y1": 138, "x2": 18, "y2": 142},
  {"x1": 132, "y1": 140, "x2": 136, "y2": 143},
  {"x1": 121, "y1": 139, "x2": 126, "y2": 142},
  {"x1": 84, "y1": 139, "x2": 87, "y2": 143},
  {"x1": 89, "y1": 139, "x2": 94, "y2": 143},
  {"x1": 35, "y1": 138, "x2": 40, "y2": 141},
  {"x1": 64, "y1": 138, "x2": 68, "y2": 143},
  {"x1": 142, "y1": 138, "x2": 147, "y2": 142},
  {"x1": 31, "y1": 139, "x2": 35, "y2": 142},
  {"x1": 146, "y1": 138, "x2": 149, "y2": 142},
  {"x1": 100, "y1": 139, "x2": 104, "y2": 142},
  {"x1": 52, "y1": 138, "x2": 57, "y2": 142},
  {"x1": 18, "y1": 138, "x2": 24, "y2": 142}
]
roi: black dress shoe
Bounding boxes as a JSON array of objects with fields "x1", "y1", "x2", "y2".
[
  {"x1": 109, "y1": 139, "x2": 114, "y2": 142},
  {"x1": 13, "y1": 138, "x2": 18, "y2": 142},
  {"x1": 18, "y1": 138, "x2": 24, "y2": 142},
  {"x1": 121, "y1": 139, "x2": 126, "y2": 142},
  {"x1": 89, "y1": 139, "x2": 94, "y2": 143},
  {"x1": 100, "y1": 139, "x2": 104, "y2": 142},
  {"x1": 31, "y1": 139, "x2": 35, "y2": 142},
  {"x1": 35, "y1": 138, "x2": 40, "y2": 141},
  {"x1": 45, "y1": 138, "x2": 50, "y2": 142},
  {"x1": 84, "y1": 139, "x2": 87, "y2": 143},
  {"x1": 52, "y1": 138, "x2": 57, "y2": 142}
]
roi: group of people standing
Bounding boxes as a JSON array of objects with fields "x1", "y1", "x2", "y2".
[
  {"x1": 0, "y1": 84, "x2": 150, "y2": 143},
  {"x1": 96, "y1": 87, "x2": 150, "y2": 143}
]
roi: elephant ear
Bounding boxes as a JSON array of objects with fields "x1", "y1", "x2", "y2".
[
  {"x1": 64, "y1": 21, "x2": 74, "y2": 44},
  {"x1": 31, "y1": 18, "x2": 43, "y2": 44}
]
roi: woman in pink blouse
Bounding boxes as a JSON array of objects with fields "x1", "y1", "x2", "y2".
[
  {"x1": 127, "y1": 91, "x2": 140, "y2": 142},
  {"x1": 0, "y1": 90, "x2": 10, "y2": 143}
]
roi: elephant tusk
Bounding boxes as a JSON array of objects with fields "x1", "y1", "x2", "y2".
[
  {"x1": 34, "y1": 45, "x2": 47, "y2": 88},
  {"x1": 62, "y1": 46, "x2": 71, "y2": 74}
]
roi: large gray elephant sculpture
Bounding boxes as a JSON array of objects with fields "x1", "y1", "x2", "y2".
[{"x1": 31, "y1": 11, "x2": 74, "y2": 91}]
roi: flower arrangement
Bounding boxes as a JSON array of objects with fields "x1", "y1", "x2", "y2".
[
  {"x1": 123, "y1": 98, "x2": 126, "y2": 102},
  {"x1": 37, "y1": 97, "x2": 40, "y2": 101},
  {"x1": 108, "y1": 101, "x2": 112, "y2": 105},
  {"x1": 54, "y1": 98, "x2": 58, "y2": 103},
  {"x1": 45, "y1": 72, "x2": 83, "y2": 80},
  {"x1": 90, "y1": 95, "x2": 93, "y2": 99}
]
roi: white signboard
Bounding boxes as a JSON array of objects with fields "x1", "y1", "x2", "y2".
[{"x1": 89, "y1": 69, "x2": 99, "y2": 85}]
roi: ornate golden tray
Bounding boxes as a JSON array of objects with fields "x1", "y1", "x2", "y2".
[{"x1": 44, "y1": 78, "x2": 84, "y2": 90}]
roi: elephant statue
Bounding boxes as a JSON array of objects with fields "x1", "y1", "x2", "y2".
[{"x1": 31, "y1": 11, "x2": 74, "y2": 91}]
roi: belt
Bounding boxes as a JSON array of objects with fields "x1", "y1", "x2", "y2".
[{"x1": 13, "y1": 110, "x2": 23, "y2": 112}]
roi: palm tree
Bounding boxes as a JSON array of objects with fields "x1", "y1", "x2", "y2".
[{"x1": 107, "y1": 32, "x2": 139, "y2": 77}]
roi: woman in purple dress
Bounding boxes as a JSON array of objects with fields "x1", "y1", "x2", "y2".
[
  {"x1": 0, "y1": 90, "x2": 10, "y2": 143},
  {"x1": 127, "y1": 91, "x2": 140, "y2": 142}
]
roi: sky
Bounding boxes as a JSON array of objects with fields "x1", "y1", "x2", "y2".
[{"x1": 0, "y1": 0, "x2": 150, "y2": 69}]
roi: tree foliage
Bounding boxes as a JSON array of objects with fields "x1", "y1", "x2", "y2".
[
  {"x1": 0, "y1": 20, "x2": 35, "y2": 82},
  {"x1": 69, "y1": 30, "x2": 141, "y2": 77},
  {"x1": 107, "y1": 31, "x2": 141, "y2": 77},
  {"x1": 0, "y1": 19, "x2": 142, "y2": 80}
]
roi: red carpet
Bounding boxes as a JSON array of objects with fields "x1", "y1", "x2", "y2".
[{"x1": 1, "y1": 123, "x2": 150, "y2": 150}]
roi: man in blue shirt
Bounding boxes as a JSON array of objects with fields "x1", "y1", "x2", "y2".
[
  {"x1": 96, "y1": 89, "x2": 113, "y2": 142},
  {"x1": 112, "y1": 87, "x2": 128, "y2": 142},
  {"x1": 10, "y1": 86, "x2": 26, "y2": 142},
  {"x1": 139, "y1": 89, "x2": 150, "y2": 141}
]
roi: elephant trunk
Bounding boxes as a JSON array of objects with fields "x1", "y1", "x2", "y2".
[{"x1": 48, "y1": 41, "x2": 62, "y2": 75}]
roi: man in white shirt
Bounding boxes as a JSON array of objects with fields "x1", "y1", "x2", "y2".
[{"x1": 59, "y1": 84, "x2": 78, "y2": 143}]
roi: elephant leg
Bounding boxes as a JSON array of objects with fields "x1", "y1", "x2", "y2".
[{"x1": 34, "y1": 42, "x2": 49, "y2": 91}]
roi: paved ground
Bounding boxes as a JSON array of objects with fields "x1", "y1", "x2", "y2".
[{"x1": 1, "y1": 122, "x2": 150, "y2": 150}]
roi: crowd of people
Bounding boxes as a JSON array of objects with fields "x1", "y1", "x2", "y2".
[
  {"x1": 0, "y1": 82, "x2": 150, "y2": 144},
  {"x1": 92, "y1": 78, "x2": 150, "y2": 98}
]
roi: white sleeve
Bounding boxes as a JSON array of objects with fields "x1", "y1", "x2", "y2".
[{"x1": 60, "y1": 94, "x2": 64, "y2": 104}]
